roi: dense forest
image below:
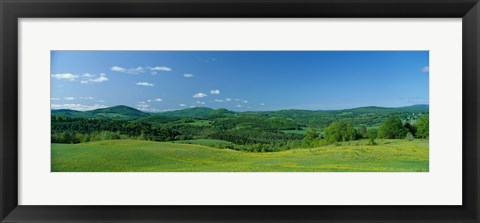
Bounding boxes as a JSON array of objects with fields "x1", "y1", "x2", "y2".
[{"x1": 51, "y1": 104, "x2": 429, "y2": 152}]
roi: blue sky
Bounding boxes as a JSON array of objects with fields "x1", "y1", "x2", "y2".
[{"x1": 51, "y1": 51, "x2": 429, "y2": 112}]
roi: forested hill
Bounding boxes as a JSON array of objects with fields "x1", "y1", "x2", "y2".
[
  {"x1": 52, "y1": 105, "x2": 149, "y2": 119},
  {"x1": 51, "y1": 104, "x2": 428, "y2": 128}
]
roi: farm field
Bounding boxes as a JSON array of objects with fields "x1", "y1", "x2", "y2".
[{"x1": 51, "y1": 139, "x2": 428, "y2": 172}]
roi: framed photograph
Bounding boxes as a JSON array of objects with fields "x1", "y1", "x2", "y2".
[{"x1": 1, "y1": 0, "x2": 479, "y2": 222}]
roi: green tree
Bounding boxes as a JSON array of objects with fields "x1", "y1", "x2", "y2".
[
  {"x1": 303, "y1": 128, "x2": 319, "y2": 147},
  {"x1": 304, "y1": 128, "x2": 319, "y2": 141},
  {"x1": 367, "y1": 128, "x2": 378, "y2": 145},
  {"x1": 359, "y1": 125, "x2": 367, "y2": 138},
  {"x1": 415, "y1": 114, "x2": 429, "y2": 139},
  {"x1": 378, "y1": 116, "x2": 407, "y2": 139},
  {"x1": 404, "y1": 122, "x2": 417, "y2": 136},
  {"x1": 61, "y1": 131, "x2": 80, "y2": 144},
  {"x1": 324, "y1": 120, "x2": 356, "y2": 143},
  {"x1": 405, "y1": 132, "x2": 415, "y2": 141}
]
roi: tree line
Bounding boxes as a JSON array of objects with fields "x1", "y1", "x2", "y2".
[
  {"x1": 51, "y1": 116, "x2": 180, "y2": 143},
  {"x1": 302, "y1": 114, "x2": 429, "y2": 147},
  {"x1": 51, "y1": 113, "x2": 428, "y2": 152}
]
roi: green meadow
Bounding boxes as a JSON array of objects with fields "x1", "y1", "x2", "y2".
[
  {"x1": 51, "y1": 139, "x2": 428, "y2": 172},
  {"x1": 51, "y1": 104, "x2": 429, "y2": 172}
]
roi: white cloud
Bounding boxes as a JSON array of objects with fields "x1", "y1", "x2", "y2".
[
  {"x1": 148, "y1": 66, "x2": 172, "y2": 72},
  {"x1": 214, "y1": 99, "x2": 224, "y2": 102},
  {"x1": 232, "y1": 98, "x2": 248, "y2": 103},
  {"x1": 235, "y1": 105, "x2": 242, "y2": 108},
  {"x1": 111, "y1": 66, "x2": 127, "y2": 72},
  {"x1": 87, "y1": 73, "x2": 108, "y2": 83},
  {"x1": 111, "y1": 66, "x2": 172, "y2": 75},
  {"x1": 79, "y1": 97, "x2": 95, "y2": 100},
  {"x1": 210, "y1": 89, "x2": 220, "y2": 95},
  {"x1": 51, "y1": 104, "x2": 107, "y2": 111},
  {"x1": 52, "y1": 72, "x2": 108, "y2": 84},
  {"x1": 260, "y1": 103, "x2": 265, "y2": 106},
  {"x1": 53, "y1": 72, "x2": 108, "y2": 84},
  {"x1": 130, "y1": 67, "x2": 145, "y2": 74},
  {"x1": 421, "y1": 66, "x2": 429, "y2": 73},
  {"x1": 50, "y1": 98, "x2": 60, "y2": 101},
  {"x1": 135, "y1": 103, "x2": 163, "y2": 112},
  {"x1": 51, "y1": 73, "x2": 78, "y2": 81},
  {"x1": 82, "y1": 73, "x2": 95, "y2": 78},
  {"x1": 111, "y1": 66, "x2": 145, "y2": 74},
  {"x1": 147, "y1": 100, "x2": 152, "y2": 102},
  {"x1": 193, "y1": 92, "x2": 207, "y2": 98},
  {"x1": 179, "y1": 104, "x2": 187, "y2": 107},
  {"x1": 136, "y1": 104, "x2": 149, "y2": 108},
  {"x1": 64, "y1": 97, "x2": 75, "y2": 100},
  {"x1": 139, "y1": 107, "x2": 161, "y2": 112},
  {"x1": 154, "y1": 98, "x2": 163, "y2": 102},
  {"x1": 225, "y1": 98, "x2": 232, "y2": 102},
  {"x1": 184, "y1": 73, "x2": 194, "y2": 78},
  {"x1": 136, "y1": 82, "x2": 154, "y2": 87},
  {"x1": 135, "y1": 104, "x2": 162, "y2": 112},
  {"x1": 196, "y1": 101, "x2": 206, "y2": 105},
  {"x1": 138, "y1": 101, "x2": 146, "y2": 104}
]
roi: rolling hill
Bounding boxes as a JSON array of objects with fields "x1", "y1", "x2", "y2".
[
  {"x1": 89, "y1": 105, "x2": 149, "y2": 118},
  {"x1": 51, "y1": 139, "x2": 429, "y2": 172},
  {"x1": 51, "y1": 105, "x2": 149, "y2": 119},
  {"x1": 51, "y1": 104, "x2": 429, "y2": 127},
  {"x1": 160, "y1": 107, "x2": 215, "y2": 118}
]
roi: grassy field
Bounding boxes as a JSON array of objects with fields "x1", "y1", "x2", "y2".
[
  {"x1": 51, "y1": 139, "x2": 428, "y2": 172},
  {"x1": 172, "y1": 139, "x2": 233, "y2": 147}
]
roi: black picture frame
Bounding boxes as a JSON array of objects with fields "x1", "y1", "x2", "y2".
[{"x1": 1, "y1": 0, "x2": 479, "y2": 222}]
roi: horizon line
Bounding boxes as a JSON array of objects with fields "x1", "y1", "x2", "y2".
[{"x1": 51, "y1": 103, "x2": 430, "y2": 113}]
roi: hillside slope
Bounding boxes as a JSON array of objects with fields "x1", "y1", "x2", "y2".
[
  {"x1": 52, "y1": 139, "x2": 429, "y2": 172},
  {"x1": 52, "y1": 105, "x2": 149, "y2": 119}
]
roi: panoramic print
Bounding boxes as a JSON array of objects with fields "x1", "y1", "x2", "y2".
[{"x1": 51, "y1": 51, "x2": 429, "y2": 172}]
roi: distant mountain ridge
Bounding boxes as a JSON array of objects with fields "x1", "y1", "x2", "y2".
[
  {"x1": 90, "y1": 105, "x2": 149, "y2": 118},
  {"x1": 51, "y1": 105, "x2": 149, "y2": 119},
  {"x1": 51, "y1": 104, "x2": 429, "y2": 120},
  {"x1": 161, "y1": 107, "x2": 216, "y2": 118}
]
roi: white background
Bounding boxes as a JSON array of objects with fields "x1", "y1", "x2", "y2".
[{"x1": 18, "y1": 19, "x2": 462, "y2": 205}]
